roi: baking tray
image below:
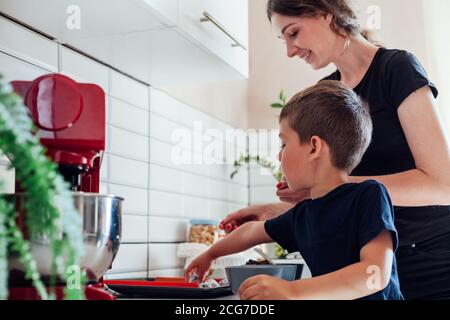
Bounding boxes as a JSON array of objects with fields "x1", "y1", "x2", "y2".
[{"x1": 104, "y1": 278, "x2": 233, "y2": 299}]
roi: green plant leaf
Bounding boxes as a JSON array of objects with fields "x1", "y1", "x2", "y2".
[
  {"x1": 271, "y1": 103, "x2": 284, "y2": 109},
  {"x1": 0, "y1": 74, "x2": 85, "y2": 300}
]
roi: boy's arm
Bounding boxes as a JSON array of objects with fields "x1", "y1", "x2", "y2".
[
  {"x1": 238, "y1": 230, "x2": 394, "y2": 300},
  {"x1": 292, "y1": 230, "x2": 394, "y2": 300},
  {"x1": 185, "y1": 221, "x2": 273, "y2": 282},
  {"x1": 208, "y1": 221, "x2": 273, "y2": 259}
]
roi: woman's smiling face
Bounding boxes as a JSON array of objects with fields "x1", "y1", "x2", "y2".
[{"x1": 271, "y1": 13, "x2": 342, "y2": 70}]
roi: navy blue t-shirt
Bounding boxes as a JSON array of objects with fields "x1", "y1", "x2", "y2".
[{"x1": 264, "y1": 180, "x2": 403, "y2": 300}]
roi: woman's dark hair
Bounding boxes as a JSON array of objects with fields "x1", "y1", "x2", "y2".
[{"x1": 267, "y1": 0, "x2": 377, "y2": 43}]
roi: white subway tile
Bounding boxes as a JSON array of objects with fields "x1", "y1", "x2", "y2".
[
  {"x1": 249, "y1": 186, "x2": 279, "y2": 205},
  {"x1": 150, "y1": 88, "x2": 189, "y2": 124},
  {"x1": 150, "y1": 138, "x2": 185, "y2": 171},
  {"x1": 148, "y1": 244, "x2": 183, "y2": 270},
  {"x1": 100, "y1": 153, "x2": 108, "y2": 181},
  {"x1": 208, "y1": 200, "x2": 230, "y2": 220},
  {"x1": 109, "y1": 155, "x2": 148, "y2": 188},
  {"x1": 150, "y1": 89, "x2": 216, "y2": 131},
  {"x1": 149, "y1": 164, "x2": 183, "y2": 194},
  {"x1": 60, "y1": 47, "x2": 109, "y2": 93},
  {"x1": 150, "y1": 112, "x2": 189, "y2": 145},
  {"x1": 180, "y1": 150, "x2": 210, "y2": 176},
  {"x1": 148, "y1": 217, "x2": 188, "y2": 243},
  {"x1": 0, "y1": 52, "x2": 48, "y2": 84},
  {"x1": 249, "y1": 166, "x2": 279, "y2": 187},
  {"x1": 122, "y1": 215, "x2": 148, "y2": 243},
  {"x1": 109, "y1": 126, "x2": 149, "y2": 162},
  {"x1": 109, "y1": 184, "x2": 148, "y2": 215},
  {"x1": 247, "y1": 131, "x2": 259, "y2": 155},
  {"x1": 183, "y1": 196, "x2": 209, "y2": 220},
  {"x1": 229, "y1": 184, "x2": 249, "y2": 205},
  {"x1": 110, "y1": 98, "x2": 149, "y2": 136},
  {"x1": 99, "y1": 182, "x2": 108, "y2": 195},
  {"x1": 182, "y1": 172, "x2": 210, "y2": 198},
  {"x1": 228, "y1": 203, "x2": 248, "y2": 215},
  {"x1": 109, "y1": 244, "x2": 147, "y2": 274},
  {"x1": 208, "y1": 163, "x2": 228, "y2": 181},
  {"x1": 0, "y1": 16, "x2": 58, "y2": 71},
  {"x1": 149, "y1": 190, "x2": 183, "y2": 218},
  {"x1": 110, "y1": 70, "x2": 148, "y2": 110},
  {"x1": 208, "y1": 179, "x2": 229, "y2": 201}
]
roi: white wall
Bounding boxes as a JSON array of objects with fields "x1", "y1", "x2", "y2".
[
  {"x1": 246, "y1": 0, "x2": 450, "y2": 132},
  {"x1": 0, "y1": 15, "x2": 249, "y2": 279},
  {"x1": 422, "y1": 0, "x2": 450, "y2": 135}
]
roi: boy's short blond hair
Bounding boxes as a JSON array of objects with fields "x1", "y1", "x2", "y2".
[{"x1": 280, "y1": 80, "x2": 373, "y2": 173}]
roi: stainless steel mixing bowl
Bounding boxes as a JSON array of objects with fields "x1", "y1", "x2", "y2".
[{"x1": 6, "y1": 193, "x2": 123, "y2": 282}]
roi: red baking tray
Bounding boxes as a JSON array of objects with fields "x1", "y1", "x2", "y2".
[{"x1": 104, "y1": 278, "x2": 233, "y2": 299}]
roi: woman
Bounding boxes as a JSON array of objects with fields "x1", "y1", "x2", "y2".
[{"x1": 221, "y1": 0, "x2": 450, "y2": 300}]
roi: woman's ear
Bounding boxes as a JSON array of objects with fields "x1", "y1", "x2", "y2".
[{"x1": 324, "y1": 13, "x2": 333, "y2": 25}]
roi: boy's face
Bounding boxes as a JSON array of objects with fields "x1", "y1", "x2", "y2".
[{"x1": 278, "y1": 120, "x2": 313, "y2": 191}]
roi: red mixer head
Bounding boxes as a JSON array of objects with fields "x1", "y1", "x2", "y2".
[{"x1": 11, "y1": 74, "x2": 106, "y2": 192}]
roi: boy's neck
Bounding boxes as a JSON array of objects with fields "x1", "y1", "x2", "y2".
[{"x1": 309, "y1": 168, "x2": 351, "y2": 200}]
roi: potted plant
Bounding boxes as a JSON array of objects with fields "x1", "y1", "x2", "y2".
[{"x1": 0, "y1": 75, "x2": 84, "y2": 300}]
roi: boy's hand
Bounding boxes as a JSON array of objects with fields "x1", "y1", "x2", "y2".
[
  {"x1": 237, "y1": 275, "x2": 297, "y2": 300},
  {"x1": 184, "y1": 251, "x2": 214, "y2": 283}
]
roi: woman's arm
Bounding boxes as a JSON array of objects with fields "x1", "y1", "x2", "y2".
[
  {"x1": 238, "y1": 230, "x2": 394, "y2": 300},
  {"x1": 351, "y1": 86, "x2": 450, "y2": 206},
  {"x1": 220, "y1": 203, "x2": 295, "y2": 230},
  {"x1": 209, "y1": 221, "x2": 273, "y2": 259}
]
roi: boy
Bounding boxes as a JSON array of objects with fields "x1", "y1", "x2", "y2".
[{"x1": 185, "y1": 81, "x2": 403, "y2": 300}]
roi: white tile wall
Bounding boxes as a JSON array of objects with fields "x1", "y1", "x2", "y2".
[
  {"x1": 108, "y1": 244, "x2": 148, "y2": 275},
  {"x1": 109, "y1": 155, "x2": 149, "y2": 189},
  {"x1": 109, "y1": 184, "x2": 148, "y2": 216},
  {"x1": 121, "y1": 214, "x2": 148, "y2": 243},
  {"x1": 110, "y1": 70, "x2": 148, "y2": 110},
  {"x1": 148, "y1": 244, "x2": 184, "y2": 271},
  {"x1": 148, "y1": 217, "x2": 188, "y2": 243},
  {"x1": 60, "y1": 46, "x2": 109, "y2": 93},
  {"x1": 149, "y1": 190, "x2": 183, "y2": 218},
  {"x1": 0, "y1": 16, "x2": 251, "y2": 280},
  {"x1": 249, "y1": 131, "x2": 282, "y2": 206},
  {"x1": 109, "y1": 98, "x2": 149, "y2": 136},
  {"x1": 108, "y1": 126, "x2": 149, "y2": 162},
  {"x1": 0, "y1": 16, "x2": 58, "y2": 71}
]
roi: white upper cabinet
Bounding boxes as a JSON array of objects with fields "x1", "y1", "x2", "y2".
[
  {"x1": 142, "y1": 0, "x2": 178, "y2": 26},
  {"x1": 178, "y1": 0, "x2": 249, "y2": 78},
  {"x1": 0, "y1": 0, "x2": 174, "y2": 41},
  {"x1": 0, "y1": 0, "x2": 249, "y2": 85}
]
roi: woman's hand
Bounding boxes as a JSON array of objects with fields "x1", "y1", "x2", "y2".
[
  {"x1": 276, "y1": 181, "x2": 311, "y2": 204},
  {"x1": 219, "y1": 203, "x2": 292, "y2": 234},
  {"x1": 184, "y1": 251, "x2": 214, "y2": 283},
  {"x1": 237, "y1": 275, "x2": 298, "y2": 300}
]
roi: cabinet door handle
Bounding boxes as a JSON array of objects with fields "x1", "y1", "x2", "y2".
[{"x1": 200, "y1": 11, "x2": 247, "y2": 51}]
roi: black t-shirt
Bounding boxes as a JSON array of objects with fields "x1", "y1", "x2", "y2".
[
  {"x1": 322, "y1": 48, "x2": 450, "y2": 246},
  {"x1": 265, "y1": 180, "x2": 403, "y2": 300}
]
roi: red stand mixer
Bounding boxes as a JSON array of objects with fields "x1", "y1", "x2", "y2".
[{"x1": 7, "y1": 74, "x2": 123, "y2": 300}]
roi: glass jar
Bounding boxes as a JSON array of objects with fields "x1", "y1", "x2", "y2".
[{"x1": 188, "y1": 219, "x2": 220, "y2": 246}]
